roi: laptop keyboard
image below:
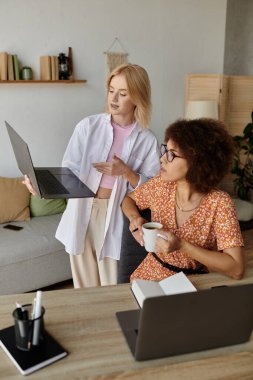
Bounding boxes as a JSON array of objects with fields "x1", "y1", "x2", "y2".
[{"x1": 36, "y1": 170, "x2": 69, "y2": 194}]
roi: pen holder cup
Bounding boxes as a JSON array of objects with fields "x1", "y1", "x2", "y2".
[{"x1": 12, "y1": 304, "x2": 45, "y2": 351}]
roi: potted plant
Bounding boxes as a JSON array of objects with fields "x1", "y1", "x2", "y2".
[{"x1": 231, "y1": 111, "x2": 253, "y2": 201}]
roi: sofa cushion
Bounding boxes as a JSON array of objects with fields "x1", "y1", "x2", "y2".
[
  {"x1": 30, "y1": 195, "x2": 66, "y2": 217},
  {"x1": 0, "y1": 213, "x2": 72, "y2": 295},
  {"x1": 0, "y1": 177, "x2": 30, "y2": 223},
  {"x1": 0, "y1": 214, "x2": 64, "y2": 266}
]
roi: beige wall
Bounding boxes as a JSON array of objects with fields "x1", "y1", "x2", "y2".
[
  {"x1": 224, "y1": 0, "x2": 253, "y2": 75},
  {"x1": 0, "y1": 0, "x2": 227, "y2": 177}
]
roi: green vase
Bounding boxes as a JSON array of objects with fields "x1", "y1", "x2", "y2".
[{"x1": 21, "y1": 67, "x2": 33, "y2": 80}]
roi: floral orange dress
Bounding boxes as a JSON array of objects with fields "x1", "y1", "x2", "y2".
[{"x1": 130, "y1": 175, "x2": 244, "y2": 282}]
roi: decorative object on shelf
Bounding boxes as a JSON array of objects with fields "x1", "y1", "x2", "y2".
[
  {"x1": 185, "y1": 100, "x2": 218, "y2": 119},
  {"x1": 21, "y1": 66, "x2": 32, "y2": 80},
  {"x1": 231, "y1": 111, "x2": 253, "y2": 201},
  {"x1": 0, "y1": 47, "x2": 85, "y2": 84},
  {"x1": 67, "y1": 47, "x2": 74, "y2": 80},
  {"x1": 58, "y1": 52, "x2": 70, "y2": 80},
  {"x1": 104, "y1": 37, "x2": 128, "y2": 74}
]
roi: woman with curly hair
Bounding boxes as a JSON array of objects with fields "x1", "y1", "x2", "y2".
[{"x1": 122, "y1": 118, "x2": 245, "y2": 281}]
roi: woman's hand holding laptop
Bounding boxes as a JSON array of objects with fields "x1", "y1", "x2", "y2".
[{"x1": 22, "y1": 175, "x2": 38, "y2": 196}]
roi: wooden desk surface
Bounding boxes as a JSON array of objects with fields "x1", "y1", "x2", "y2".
[{"x1": 1, "y1": 268, "x2": 253, "y2": 379}]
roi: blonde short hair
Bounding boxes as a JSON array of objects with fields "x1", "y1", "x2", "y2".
[{"x1": 107, "y1": 63, "x2": 152, "y2": 129}]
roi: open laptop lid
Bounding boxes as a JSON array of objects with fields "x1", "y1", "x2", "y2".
[
  {"x1": 5, "y1": 121, "x2": 96, "y2": 199},
  {"x1": 116, "y1": 283, "x2": 253, "y2": 361},
  {"x1": 5, "y1": 121, "x2": 41, "y2": 195}
]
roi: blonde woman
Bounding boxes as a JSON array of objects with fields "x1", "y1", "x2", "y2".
[{"x1": 24, "y1": 63, "x2": 160, "y2": 288}]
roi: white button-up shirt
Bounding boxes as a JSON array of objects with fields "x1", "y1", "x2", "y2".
[{"x1": 55, "y1": 113, "x2": 160, "y2": 260}]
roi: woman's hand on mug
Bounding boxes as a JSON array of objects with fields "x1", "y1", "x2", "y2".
[
  {"x1": 129, "y1": 216, "x2": 146, "y2": 246},
  {"x1": 22, "y1": 175, "x2": 38, "y2": 196},
  {"x1": 155, "y1": 230, "x2": 181, "y2": 253}
]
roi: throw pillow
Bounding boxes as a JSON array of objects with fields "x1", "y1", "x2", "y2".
[
  {"x1": 30, "y1": 195, "x2": 66, "y2": 217},
  {"x1": 0, "y1": 177, "x2": 30, "y2": 223}
]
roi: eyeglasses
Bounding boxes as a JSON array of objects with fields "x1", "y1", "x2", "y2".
[{"x1": 160, "y1": 144, "x2": 184, "y2": 162}]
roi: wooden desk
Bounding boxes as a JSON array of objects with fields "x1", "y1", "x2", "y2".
[{"x1": 1, "y1": 268, "x2": 253, "y2": 379}]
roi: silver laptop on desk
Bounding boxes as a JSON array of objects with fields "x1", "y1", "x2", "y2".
[
  {"x1": 5, "y1": 121, "x2": 95, "y2": 199},
  {"x1": 116, "y1": 283, "x2": 253, "y2": 361}
]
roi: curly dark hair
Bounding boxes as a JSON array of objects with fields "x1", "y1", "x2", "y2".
[{"x1": 164, "y1": 118, "x2": 235, "y2": 193}]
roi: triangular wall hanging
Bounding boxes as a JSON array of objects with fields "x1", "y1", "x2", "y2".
[{"x1": 104, "y1": 37, "x2": 129, "y2": 74}]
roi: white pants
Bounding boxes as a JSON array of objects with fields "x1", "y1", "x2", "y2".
[{"x1": 69, "y1": 198, "x2": 117, "y2": 288}]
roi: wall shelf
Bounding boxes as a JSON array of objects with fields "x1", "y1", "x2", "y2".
[{"x1": 0, "y1": 80, "x2": 86, "y2": 84}]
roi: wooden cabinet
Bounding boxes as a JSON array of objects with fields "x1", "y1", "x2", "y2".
[
  {"x1": 226, "y1": 76, "x2": 253, "y2": 136},
  {"x1": 185, "y1": 74, "x2": 253, "y2": 135},
  {"x1": 185, "y1": 74, "x2": 253, "y2": 196}
]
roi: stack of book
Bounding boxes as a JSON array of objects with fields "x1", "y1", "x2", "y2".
[
  {"x1": 40, "y1": 56, "x2": 59, "y2": 80},
  {"x1": 0, "y1": 52, "x2": 20, "y2": 80}
]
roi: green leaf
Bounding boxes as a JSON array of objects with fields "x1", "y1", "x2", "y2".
[
  {"x1": 231, "y1": 111, "x2": 253, "y2": 196},
  {"x1": 244, "y1": 122, "x2": 253, "y2": 136},
  {"x1": 238, "y1": 186, "x2": 247, "y2": 200},
  {"x1": 233, "y1": 135, "x2": 244, "y2": 142}
]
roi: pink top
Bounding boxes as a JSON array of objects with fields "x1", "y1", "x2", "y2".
[{"x1": 100, "y1": 121, "x2": 135, "y2": 189}]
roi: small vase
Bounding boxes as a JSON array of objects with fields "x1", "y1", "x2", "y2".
[{"x1": 21, "y1": 67, "x2": 33, "y2": 80}]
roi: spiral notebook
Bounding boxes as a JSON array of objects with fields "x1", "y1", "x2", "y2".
[{"x1": 0, "y1": 326, "x2": 68, "y2": 375}]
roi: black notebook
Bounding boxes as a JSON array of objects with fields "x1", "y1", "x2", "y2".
[{"x1": 0, "y1": 326, "x2": 68, "y2": 375}]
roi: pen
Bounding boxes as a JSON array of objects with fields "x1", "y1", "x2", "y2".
[
  {"x1": 15, "y1": 302, "x2": 26, "y2": 338},
  {"x1": 31, "y1": 297, "x2": 36, "y2": 319},
  {"x1": 32, "y1": 290, "x2": 42, "y2": 346},
  {"x1": 15, "y1": 302, "x2": 23, "y2": 319},
  {"x1": 132, "y1": 227, "x2": 138, "y2": 233}
]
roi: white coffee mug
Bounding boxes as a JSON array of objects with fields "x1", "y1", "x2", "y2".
[{"x1": 142, "y1": 222, "x2": 163, "y2": 252}]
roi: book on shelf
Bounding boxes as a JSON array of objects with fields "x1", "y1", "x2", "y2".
[
  {"x1": 7, "y1": 54, "x2": 14, "y2": 80},
  {"x1": 50, "y1": 56, "x2": 59, "y2": 80},
  {"x1": 131, "y1": 271, "x2": 197, "y2": 308},
  {"x1": 40, "y1": 56, "x2": 51, "y2": 80},
  {"x1": 50, "y1": 56, "x2": 55, "y2": 80},
  {"x1": 54, "y1": 56, "x2": 59, "y2": 80},
  {"x1": 0, "y1": 52, "x2": 8, "y2": 80},
  {"x1": 13, "y1": 55, "x2": 20, "y2": 80},
  {"x1": 0, "y1": 325, "x2": 68, "y2": 376}
]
